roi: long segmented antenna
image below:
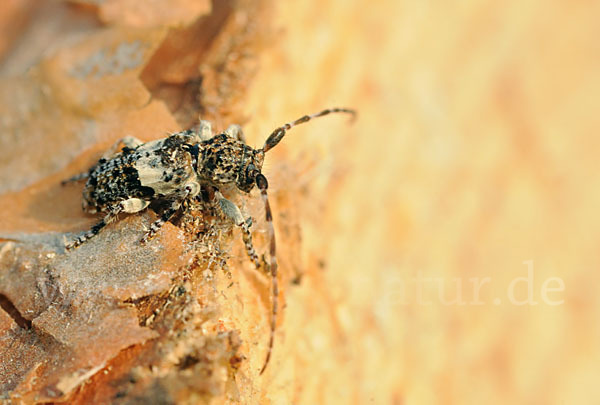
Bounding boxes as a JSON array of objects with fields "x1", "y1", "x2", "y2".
[
  {"x1": 256, "y1": 174, "x2": 278, "y2": 375},
  {"x1": 261, "y1": 108, "x2": 356, "y2": 153},
  {"x1": 257, "y1": 107, "x2": 355, "y2": 374}
]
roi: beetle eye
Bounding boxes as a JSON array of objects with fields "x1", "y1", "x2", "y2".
[{"x1": 246, "y1": 164, "x2": 258, "y2": 179}]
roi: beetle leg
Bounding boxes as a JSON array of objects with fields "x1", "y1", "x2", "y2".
[
  {"x1": 102, "y1": 136, "x2": 144, "y2": 159},
  {"x1": 215, "y1": 190, "x2": 260, "y2": 267},
  {"x1": 61, "y1": 171, "x2": 90, "y2": 185},
  {"x1": 223, "y1": 124, "x2": 247, "y2": 143},
  {"x1": 197, "y1": 120, "x2": 214, "y2": 141},
  {"x1": 65, "y1": 203, "x2": 123, "y2": 250},
  {"x1": 140, "y1": 183, "x2": 197, "y2": 244}
]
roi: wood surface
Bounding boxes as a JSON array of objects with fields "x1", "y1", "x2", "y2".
[{"x1": 0, "y1": 0, "x2": 598, "y2": 403}]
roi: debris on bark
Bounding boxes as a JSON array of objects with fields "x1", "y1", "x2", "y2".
[{"x1": 0, "y1": 0, "x2": 271, "y2": 403}]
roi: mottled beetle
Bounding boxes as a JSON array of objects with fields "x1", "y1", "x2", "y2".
[{"x1": 63, "y1": 108, "x2": 356, "y2": 374}]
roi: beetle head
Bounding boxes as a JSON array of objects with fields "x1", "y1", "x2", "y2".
[{"x1": 236, "y1": 148, "x2": 265, "y2": 193}]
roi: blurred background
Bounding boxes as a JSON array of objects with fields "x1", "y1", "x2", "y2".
[
  {"x1": 1, "y1": 0, "x2": 599, "y2": 403},
  {"x1": 251, "y1": 1, "x2": 600, "y2": 403}
]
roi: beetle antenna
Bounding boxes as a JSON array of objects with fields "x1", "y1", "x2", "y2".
[
  {"x1": 255, "y1": 174, "x2": 278, "y2": 375},
  {"x1": 261, "y1": 108, "x2": 356, "y2": 153}
]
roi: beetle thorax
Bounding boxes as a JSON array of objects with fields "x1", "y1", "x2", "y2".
[{"x1": 197, "y1": 134, "x2": 265, "y2": 192}]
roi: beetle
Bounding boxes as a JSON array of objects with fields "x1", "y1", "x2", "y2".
[{"x1": 62, "y1": 107, "x2": 356, "y2": 374}]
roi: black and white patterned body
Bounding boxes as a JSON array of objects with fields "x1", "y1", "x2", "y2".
[
  {"x1": 82, "y1": 131, "x2": 199, "y2": 214},
  {"x1": 62, "y1": 108, "x2": 355, "y2": 375},
  {"x1": 197, "y1": 133, "x2": 265, "y2": 192}
]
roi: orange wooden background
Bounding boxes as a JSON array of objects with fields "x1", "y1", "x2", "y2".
[
  {"x1": 0, "y1": 1, "x2": 598, "y2": 403},
  {"x1": 244, "y1": 1, "x2": 600, "y2": 403}
]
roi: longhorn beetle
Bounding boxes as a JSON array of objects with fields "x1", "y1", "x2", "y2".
[{"x1": 62, "y1": 107, "x2": 356, "y2": 374}]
